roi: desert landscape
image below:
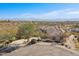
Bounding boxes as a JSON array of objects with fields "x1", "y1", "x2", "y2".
[
  {"x1": 0, "y1": 3, "x2": 79, "y2": 56},
  {"x1": 0, "y1": 20, "x2": 79, "y2": 56}
]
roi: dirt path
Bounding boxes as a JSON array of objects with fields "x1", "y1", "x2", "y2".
[{"x1": 2, "y1": 42, "x2": 79, "y2": 56}]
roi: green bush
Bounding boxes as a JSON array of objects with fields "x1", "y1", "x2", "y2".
[
  {"x1": 0, "y1": 34, "x2": 16, "y2": 45},
  {"x1": 73, "y1": 24, "x2": 79, "y2": 28},
  {"x1": 16, "y1": 23, "x2": 39, "y2": 39},
  {"x1": 0, "y1": 44, "x2": 4, "y2": 48}
]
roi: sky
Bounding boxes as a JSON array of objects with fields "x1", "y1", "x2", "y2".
[{"x1": 0, "y1": 3, "x2": 79, "y2": 21}]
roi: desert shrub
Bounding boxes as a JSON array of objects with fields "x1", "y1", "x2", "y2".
[
  {"x1": 75, "y1": 41, "x2": 79, "y2": 50},
  {"x1": 73, "y1": 24, "x2": 79, "y2": 28},
  {"x1": 0, "y1": 34, "x2": 16, "y2": 45},
  {"x1": 16, "y1": 23, "x2": 39, "y2": 39},
  {"x1": 38, "y1": 31, "x2": 47, "y2": 39},
  {"x1": 0, "y1": 20, "x2": 11, "y2": 23},
  {"x1": 0, "y1": 43, "x2": 4, "y2": 48}
]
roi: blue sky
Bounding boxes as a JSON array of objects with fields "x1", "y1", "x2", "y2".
[{"x1": 0, "y1": 3, "x2": 79, "y2": 21}]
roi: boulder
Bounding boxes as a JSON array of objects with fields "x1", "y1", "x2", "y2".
[
  {"x1": 9, "y1": 39, "x2": 28, "y2": 47},
  {"x1": 46, "y1": 26, "x2": 64, "y2": 43},
  {"x1": 64, "y1": 35, "x2": 78, "y2": 50},
  {"x1": 71, "y1": 28, "x2": 79, "y2": 32},
  {"x1": 27, "y1": 37, "x2": 41, "y2": 45}
]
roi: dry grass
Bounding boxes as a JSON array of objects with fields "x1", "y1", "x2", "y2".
[
  {"x1": 75, "y1": 42, "x2": 79, "y2": 49},
  {"x1": 0, "y1": 22, "x2": 20, "y2": 36}
]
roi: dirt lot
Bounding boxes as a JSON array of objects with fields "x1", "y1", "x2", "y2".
[{"x1": 2, "y1": 42, "x2": 79, "y2": 56}]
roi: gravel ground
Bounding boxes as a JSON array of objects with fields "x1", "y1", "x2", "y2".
[{"x1": 2, "y1": 42, "x2": 79, "y2": 56}]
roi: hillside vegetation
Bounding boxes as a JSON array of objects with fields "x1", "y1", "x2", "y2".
[{"x1": 0, "y1": 20, "x2": 79, "y2": 50}]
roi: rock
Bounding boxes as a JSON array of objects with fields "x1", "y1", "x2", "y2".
[
  {"x1": 64, "y1": 35, "x2": 78, "y2": 50},
  {"x1": 0, "y1": 39, "x2": 28, "y2": 53},
  {"x1": 9, "y1": 39, "x2": 28, "y2": 47},
  {"x1": 46, "y1": 26, "x2": 64, "y2": 43},
  {"x1": 42, "y1": 39, "x2": 53, "y2": 42},
  {"x1": 71, "y1": 28, "x2": 79, "y2": 32},
  {"x1": 29, "y1": 37, "x2": 41, "y2": 41},
  {"x1": 2, "y1": 42, "x2": 79, "y2": 56},
  {"x1": 27, "y1": 37, "x2": 41, "y2": 45}
]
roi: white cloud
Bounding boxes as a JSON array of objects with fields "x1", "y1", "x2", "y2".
[
  {"x1": 21, "y1": 13, "x2": 36, "y2": 18},
  {"x1": 67, "y1": 11, "x2": 79, "y2": 15},
  {"x1": 21, "y1": 8, "x2": 79, "y2": 20}
]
